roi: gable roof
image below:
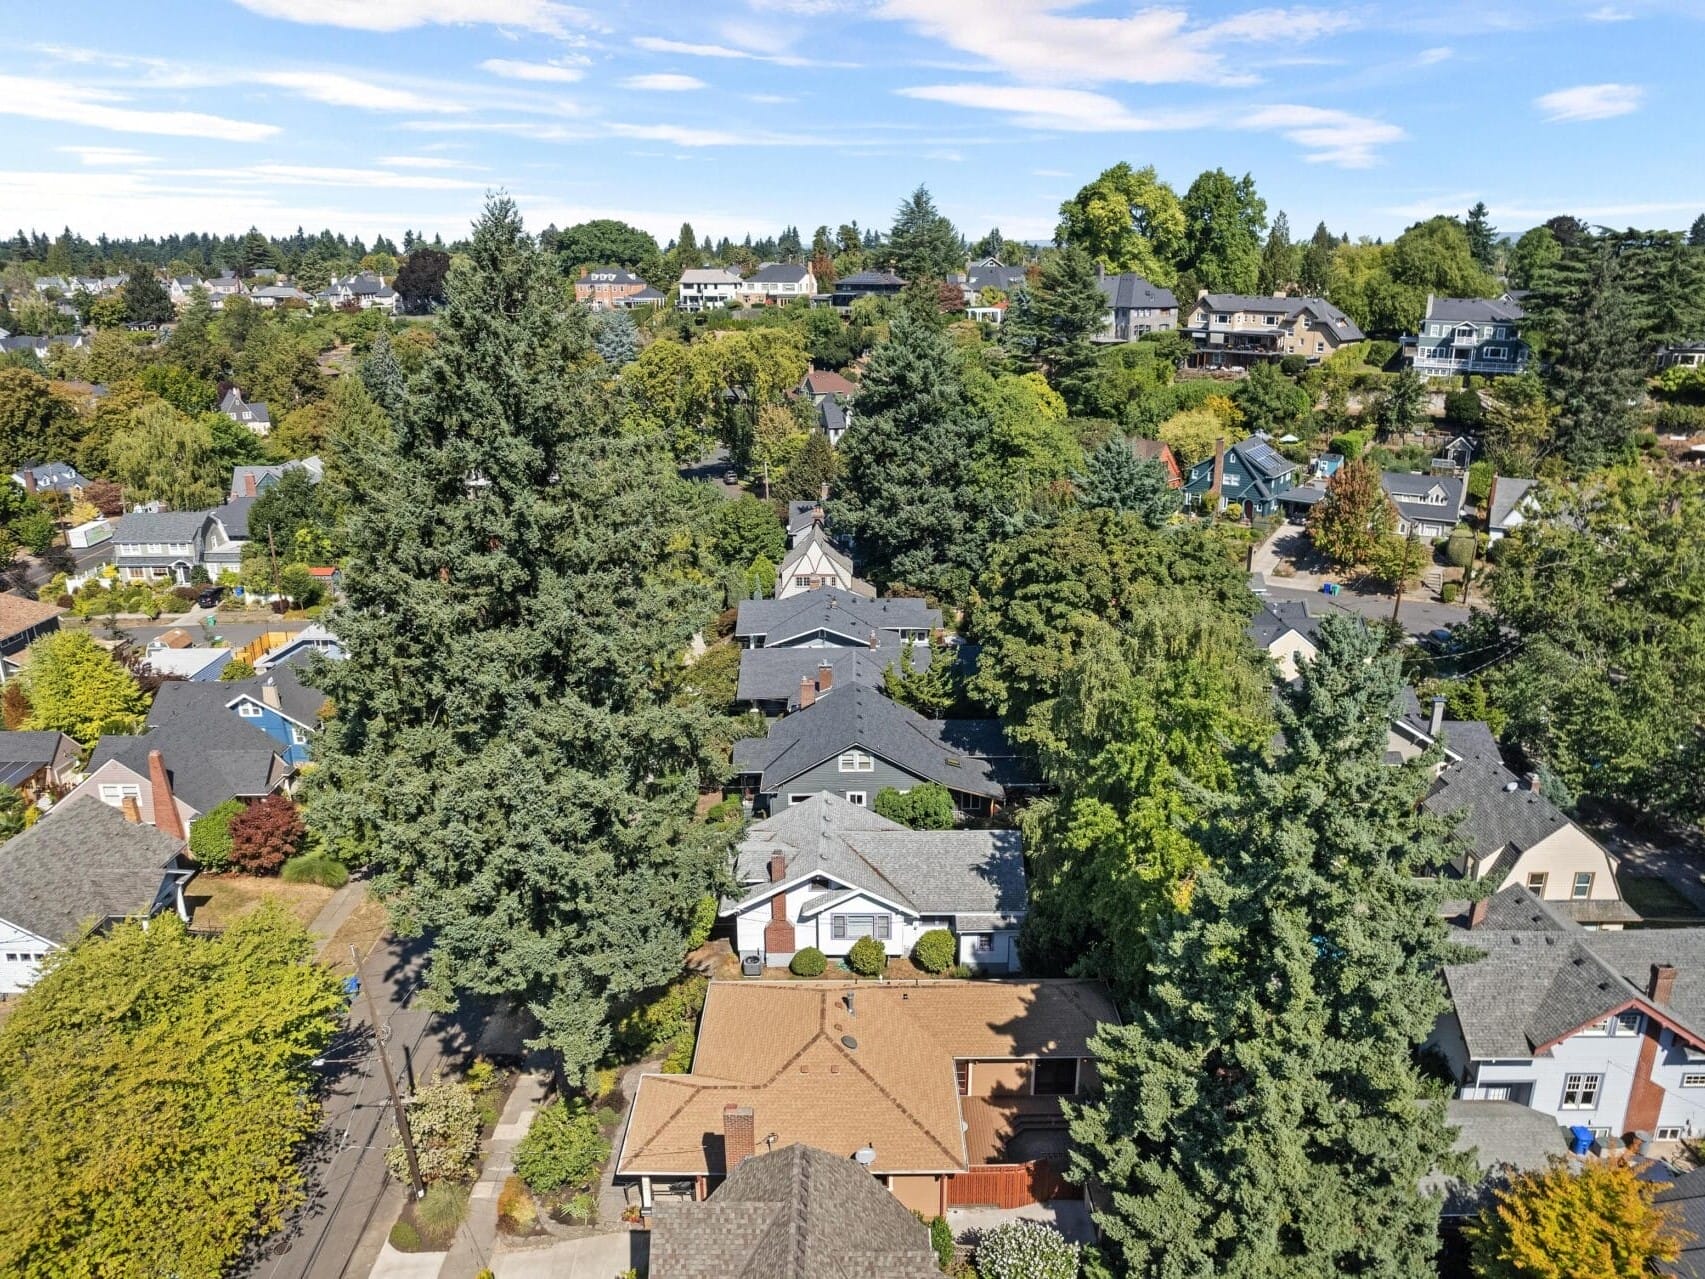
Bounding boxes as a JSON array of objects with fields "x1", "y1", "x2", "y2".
[
  {"x1": 112, "y1": 509, "x2": 212, "y2": 543},
  {"x1": 735, "y1": 589, "x2": 939, "y2": 646},
  {"x1": 801, "y1": 369, "x2": 857, "y2": 398},
  {"x1": 230, "y1": 456, "x2": 324, "y2": 498},
  {"x1": 730, "y1": 685, "x2": 1027, "y2": 799},
  {"x1": 88, "y1": 716, "x2": 287, "y2": 815},
  {"x1": 148, "y1": 659, "x2": 326, "y2": 733},
  {"x1": 737, "y1": 642, "x2": 929, "y2": 706},
  {"x1": 776, "y1": 525, "x2": 861, "y2": 585},
  {"x1": 1426, "y1": 296, "x2": 1526, "y2": 325},
  {"x1": 0, "y1": 730, "x2": 75, "y2": 787},
  {"x1": 212, "y1": 495, "x2": 255, "y2": 540},
  {"x1": 1489, "y1": 477, "x2": 1537, "y2": 531},
  {"x1": 618, "y1": 979, "x2": 1117, "y2": 1178},
  {"x1": 681, "y1": 268, "x2": 744, "y2": 286},
  {"x1": 748, "y1": 263, "x2": 812, "y2": 284},
  {"x1": 580, "y1": 266, "x2": 647, "y2": 286},
  {"x1": 649, "y1": 1143, "x2": 939, "y2": 1279},
  {"x1": 730, "y1": 792, "x2": 1026, "y2": 926},
  {"x1": 14, "y1": 461, "x2": 90, "y2": 492},
  {"x1": 1193, "y1": 293, "x2": 1365, "y2": 340},
  {"x1": 836, "y1": 270, "x2": 905, "y2": 288},
  {"x1": 1423, "y1": 721, "x2": 1574, "y2": 864},
  {"x1": 1657, "y1": 1167, "x2": 1705, "y2": 1279},
  {"x1": 1248, "y1": 599, "x2": 1321, "y2": 649},
  {"x1": 1096, "y1": 273, "x2": 1177, "y2": 310},
  {"x1": 1382, "y1": 471, "x2": 1465, "y2": 524},
  {"x1": 0, "y1": 799, "x2": 192, "y2": 945},
  {"x1": 0, "y1": 593, "x2": 63, "y2": 642}
]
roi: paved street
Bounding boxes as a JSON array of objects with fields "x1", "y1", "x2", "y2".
[
  {"x1": 678, "y1": 448, "x2": 743, "y2": 500},
  {"x1": 1255, "y1": 577, "x2": 1473, "y2": 640}
]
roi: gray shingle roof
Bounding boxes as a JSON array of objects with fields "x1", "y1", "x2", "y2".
[
  {"x1": 748, "y1": 263, "x2": 811, "y2": 284},
  {"x1": 213, "y1": 495, "x2": 255, "y2": 540},
  {"x1": 1489, "y1": 476, "x2": 1537, "y2": 532},
  {"x1": 113, "y1": 510, "x2": 212, "y2": 542},
  {"x1": 1248, "y1": 599, "x2": 1320, "y2": 649},
  {"x1": 731, "y1": 792, "x2": 1027, "y2": 925},
  {"x1": 649, "y1": 1143, "x2": 939, "y2": 1279},
  {"x1": 1423, "y1": 722, "x2": 1572, "y2": 864},
  {"x1": 88, "y1": 716, "x2": 287, "y2": 815},
  {"x1": 735, "y1": 590, "x2": 938, "y2": 646},
  {"x1": 1194, "y1": 293, "x2": 1365, "y2": 340},
  {"x1": 1430, "y1": 1100, "x2": 1570, "y2": 1217},
  {"x1": 14, "y1": 462, "x2": 90, "y2": 493},
  {"x1": 1381, "y1": 471, "x2": 1465, "y2": 525},
  {"x1": 730, "y1": 685, "x2": 1027, "y2": 800},
  {"x1": 0, "y1": 731, "x2": 69, "y2": 767},
  {"x1": 148, "y1": 659, "x2": 326, "y2": 733},
  {"x1": 1425, "y1": 296, "x2": 1526, "y2": 324},
  {"x1": 1657, "y1": 1167, "x2": 1705, "y2": 1279},
  {"x1": 0, "y1": 799, "x2": 192, "y2": 945},
  {"x1": 777, "y1": 525, "x2": 859, "y2": 583},
  {"x1": 737, "y1": 643, "x2": 931, "y2": 707},
  {"x1": 836, "y1": 270, "x2": 905, "y2": 288},
  {"x1": 1096, "y1": 272, "x2": 1177, "y2": 310}
]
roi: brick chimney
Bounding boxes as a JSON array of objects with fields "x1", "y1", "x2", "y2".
[
  {"x1": 148, "y1": 749, "x2": 185, "y2": 840},
  {"x1": 1209, "y1": 437, "x2": 1226, "y2": 500},
  {"x1": 120, "y1": 794, "x2": 141, "y2": 824},
  {"x1": 1486, "y1": 473, "x2": 1499, "y2": 525},
  {"x1": 1429, "y1": 695, "x2": 1446, "y2": 738},
  {"x1": 261, "y1": 680, "x2": 281, "y2": 711},
  {"x1": 798, "y1": 674, "x2": 816, "y2": 709},
  {"x1": 819, "y1": 480, "x2": 830, "y2": 502},
  {"x1": 1525, "y1": 773, "x2": 1542, "y2": 793},
  {"x1": 723, "y1": 1104, "x2": 755, "y2": 1171},
  {"x1": 243, "y1": 473, "x2": 258, "y2": 497},
  {"x1": 867, "y1": 629, "x2": 878, "y2": 650},
  {"x1": 1651, "y1": 964, "x2": 1677, "y2": 1006},
  {"x1": 768, "y1": 853, "x2": 787, "y2": 883},
  {"x1": 20, "y1": 469, "x2": 35, "y2": 495},
  {"x1": 816, "y1": 662, "x2": 833, "y2": 694},
  {"x1": 1468, "y1": 897, "x2": 1490, "y2": 929}
]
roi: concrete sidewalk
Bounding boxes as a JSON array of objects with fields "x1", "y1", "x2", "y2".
[{"x1": 438, "y1": 1058, "x2": 557, "y2": 1278}]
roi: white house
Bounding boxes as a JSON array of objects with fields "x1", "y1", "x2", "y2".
[
  {"x1": 1488, "y1": 476, "x2": 1538, "y2": 542},
  {"x1": 1248, "y1": 599, "x2": 1320, "y2": 682},
  {"x1": 1434, "y1": 885, "x2": 1705, "y2": 1151},
  {"x1": 323, "y1": 273, "x2": 400, "y2": 313},
  {"x1": 725, "y1": 792, "x2": 1027, "y2": 972},
  {"x1": 775, "y1": 521, "x2": 872, "y2": 600},
  {"x1": 737, "y1": 263, "x2": 816, "y2": 305},
  {"x1": 677, "y1": 268, "x2": 743, "y2": 312},
  {"x1": 1381, "y1": 471, "x2": 1466, "y2": 539},
  {"x1": 220, "y1": 387, "x2": 272, "y2": 437}
]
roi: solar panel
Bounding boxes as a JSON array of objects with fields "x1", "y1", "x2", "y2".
[{"x1": 1241, "y1": 439, "x2": 1290, "y2": 477}]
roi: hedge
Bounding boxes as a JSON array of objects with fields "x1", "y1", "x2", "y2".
[
  {"x1": 846, "y1": 936, "x2": 886, "y2": 977},
  {"x1": 790, "y1": 947, "x2": 827, "y2": 977}
]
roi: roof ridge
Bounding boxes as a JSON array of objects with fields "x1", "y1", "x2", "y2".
[{"x1": 820, "y1": 991, "x2": 965, "y2": 1169}]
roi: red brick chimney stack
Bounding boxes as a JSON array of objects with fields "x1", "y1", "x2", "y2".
[
  {"x1": 723, "y1": 1104, "x2": 755, "y2": 1171},
  {"x1": 798, "y1": 675, "x2": 816, "y2": 709},
  {"x1": 148, "y1": 749, "x2": 185, "y2": 840},
  {"x1": 1651, "y1": 964, "x2": 1678, "y2": 1006}
]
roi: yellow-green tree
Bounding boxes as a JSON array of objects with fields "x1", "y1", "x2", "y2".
[
  {"x1": 106, "y1": 401, "x2": 223, "y2": 509},
  {"x1": 21, "y1": 630, "x2": 147, "y2": 742},
  {"x1": 0, "y1": 909, "x2": 345, "y2": 1278},
  {"x1": 1157, "y1": 406, "x2": 1224, "y2": 468},
  {"x1": 1469, "y1": 1157, "x2": 1686, "y2": 1279}
]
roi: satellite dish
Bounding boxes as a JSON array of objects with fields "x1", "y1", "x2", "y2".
[{"x1": 853, "y1": 1145, "x2": 876, "y2": 1167}]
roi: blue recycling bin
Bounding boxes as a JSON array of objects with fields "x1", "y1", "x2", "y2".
[{"x1": 1569, "y1": 1125, "x2": 1594, "y2": 1155}]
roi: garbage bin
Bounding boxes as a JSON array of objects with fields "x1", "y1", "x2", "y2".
[
  {"x1": 740, "y1": 951, "x2": 763, "y2": 978},
  {"x1": 1569, "y1": 1125, "x2": 1594, "y2": 1155}
]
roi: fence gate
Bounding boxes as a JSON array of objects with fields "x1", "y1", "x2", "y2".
[{"x1": 946, "y1": 1159, "x2": 1081, "y2": 1209}]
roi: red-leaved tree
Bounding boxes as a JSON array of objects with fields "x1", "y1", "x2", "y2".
[{"x1": 227, "y1": 794, "x2": 307, "y2": 875}]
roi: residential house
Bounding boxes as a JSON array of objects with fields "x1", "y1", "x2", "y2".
[
  {"x1": 736, "y1": 589, "x2": 937, "y2": 650},
  {"x1": 203, "y1": 497, "x2": 253, "y2": 578},
  {"x1": 737, "y1": 645, "x2": 929, "y2": 716},
  {"x1": 1096, "y1": 272, "x2": 1178, "y2": 341},
  {"x1": 1657, "y1": 1167, "x2": 1705, "y2": 1279},
  {"x1": 203, "y1": 273, "x2": 246, "y2": 310},
  {"x1": 1127, "y1": 438, "x2": 1182, "y2": 487},
  {"x1": 230, "y1": 456, "x2": 324, "y2": 498},
  {"x1": 1182, "y1": 292, "x2": 1364, "y2": 368},
  {"x1": 1433, "y1": 884, "x2": 1705, "y2": 1148},
  {"x1": 1423, "y1": 716, "x2": 1636, "y2": 926},
  {"x1": 12, "y1": 461, "x2": 90, "y2": 498},
  {"x1": 1382, "y1": 471, "x2": 1466, "y2": 539},
  {"x1": 1409, "y1": 295, "x2": 1529, "y2": 379},
  {"x1": 1249, "y1": 599, "x2": 1321, "y2": 681},
  {"x1": 677, "y1": 268, "x2": 744, "y2": 312},
  {"x1": 1658, "y1": 341, "x2": 1705, "y2": 371},
  {"x1": 0, "y1": 333, "x2": 86, "y2": 361},
  {"x1": 648, "y1": 1143, "x2": 940, "y2": 1279},
  {"x1": 1182, "y1": 436, "x2": 1299, "y2": 518},
  {"x1": 72, "y1": 716, "x2": 291, "y2": 833},
  {"x1": 573, "y1": 266, "x2": 653, "y2": 309},
  {"x1": 220, "y1": 387, "x2": 272, "y2": 437},
  {"x1": 323, "y1": 273, "x2": 399, "y2": 312},
  {"x1": 255, "y1": 623, "x2": 344, "y2": 671},
  {"x1": 616, "y1": 979, "x2": 1117, "y2": 1215},
  {"x1": 0, "y1": 731, "x2": 81, "y2": 801},
  {"x1": 148, "y1": 653, "x2": 327, "y2": 767},
  {"x1": 0, "y1": 798, "x2": 196, "y2": 995},
  {"x1": 726, "y1": 792, "x2": 1026, "y2": 971},
  {"x1": 0, "y1": 594, "x2": 64, "y2": 683},
  {"x1": 830, "y1": 270, "x2": 905, "y2": 309},
  {"x1": 730, "y1": 684, "x2": 1032, "y2": 817},
  {"x1": 248, "y1": 284, "x2": 311, "y2": 310},
  {"x1": 1488, "y1": 476, "x2": 1538, "y2": 541},
  {"x1": 139, "y1": 646, "x2": 233, "y2": 681},
  {"x1": 796, "y1": 370, "x2": 858, "y2": 444},
  {"x1": 628, "y1": 286, "x2": 664, "y2": 307},
  {"x1": 776, "y1": 522, "x2": 872, "y2": 600},
  {"x1": 799, "y1": 370, "x2": 857, "y2": 402},
  {"x1": 168, "y1": 276, "x2": 203, "y2": 307},
  {"x1": 111, "y1": 510, "x2": 214, "y2": 584},
  {"x1": 739, "y1": 263, "x2": 817, "y2": 305}
]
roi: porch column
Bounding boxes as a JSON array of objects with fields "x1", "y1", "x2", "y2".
[{"x1": 639, "y1": 1176, "x2": 654, "y2": 1212}]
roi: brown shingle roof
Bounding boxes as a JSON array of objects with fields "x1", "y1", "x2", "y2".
[
  {"x1": 0, "y1": 593, "x2": 63, "y2": 641},
  {"x1": 617, "y1": 980, "x2": 1116, "y2": 1178}
]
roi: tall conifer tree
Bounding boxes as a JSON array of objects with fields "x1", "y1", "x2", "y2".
[{"x1": 305, "y1": 196, "x2": 730, "y2": 1079}]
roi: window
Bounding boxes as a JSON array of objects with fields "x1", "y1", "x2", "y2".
[
  {"x1": 972, "y1": 935, "x2": 994, "y2": 955},
  {"x1": 1658, "y1": 1126, "x2": 1686, "y2": 1140},
  {"x1": 955, "y1": 1061, "x2": 970, "y2": 1095},
  {"x1": 238, "y1": 702, "x2": 263, "y2": 718},
  {"x1": 289, "y1": 727, "x2": 308, "y2": 745},
  {"x1": 1581, "y1": 1017, "x2": 1612, "y2": 1036},
  {"x1": 794, "y1": 576, "x2": 813, "y2": 588},
  {"x1": 97, "y1": 783, "x2": 141, "y2": 809},
  {"x1": 844, "y1": 791, "x2": 866, "y2": 807},
  {"x1": 838, "y1": 750, "x2": 874, "y2": 773},
  {"x1": 1483, "y1": 346, "x2": 1508, "y2": 361},
  {"x1": 788, "y1": 794, "x2": 809, "y2": 806},
  {"x1": 1526, "y1": 872, "x2": 1549, "y2": 894},
  {"x1": 1315, "y1": 341, "x2": 1325, "y2": 353},
  {"x1": 1215, "y1": 313, "x2": 1229, "y2": 324},
  {"x1": 1264, "y1": 314, "x2": 1277, "y2": 325},
  {"x1": 1682, "y1": 1074, "x2": 1705, "y2": 1088},
  {"x1": 1560, "y1": 1073, "x2": 1602, "y2": 1109},
  {"x1": 830, "y1": 913, "x2": 891, "y2": 940},
  {"x1": 1572, "y1": 872, "x2": 1595, "y2": 900},
  {"x1": 1617, "y1": 1010, "x2": 1643, "y2": 1035},
  {"x1": 1032, "y1": 1059, "x2": 1079, "y2": 1096}
]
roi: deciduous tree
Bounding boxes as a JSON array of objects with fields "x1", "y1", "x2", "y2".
[
  {"x1": 1054, "y1": 163, "x2": 1186, "y2": 284},
  {"x1": 1180, "y1": 168, "x2": 1267, "y2": 294},
  {"x1": 1308, "y1": 455, "x2": 1393, "y2": 566},
  {"x1": 1468, "y1": 1156, "x2": 1685, "y2": 1279},
  {"x1": 20, "y1": 630, "x2": 146, "y2": 742}
]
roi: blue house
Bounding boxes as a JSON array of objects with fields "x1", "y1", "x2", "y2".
[
  {"x1": 1182, "y1": 436, "x2": 1299, "y2": 519},
  {"x1": 146, "y1": 654, "x2": 328, "y2": 767}
]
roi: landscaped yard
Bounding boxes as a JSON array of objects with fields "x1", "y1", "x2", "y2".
[
  {"x1": 1618, "y1": 875, "x2": 1705, "y2": 922},
  {"x1": 185, "y1": 874, "x2": 334, "y2": 930}
]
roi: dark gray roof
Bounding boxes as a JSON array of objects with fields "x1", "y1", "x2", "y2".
[
  {"x1": 0, "y1": 799, "x2": 192, "y2": 945},
  {"x1": 737, "y1": 643, "x2": 931, "y2": 706},
  {"x1": 735, "y1": 589, "x2": 938, "y2": 646},
  {"x1": 731, "y1": 792, "x2": 1026, "y2": 925},
  {"x1": 1658, "y1": 1167, "x2": 1705, "y2": 1279},
  {"x1": 1232, "y1": 435, "x2": 1295, "y2": 481},
  {"x1": 787, "y1": 501, "x2": 822, "y2": 539},
  {"x1": 213, "y1": 495, "x2": 255, "y2": 540},
  {"x1": 88, "y1": 716, "x2": 287, "y2": 815},
  {"x1": 0, "y1": 730, "x2": 72, "y2": 766},
  {"x1": 14, "y1": 462, "x2": 90, "y2": 492},
  {"x1": 1096, "y1": 272, "x2": 1177, "y2": 310},
  {"x1": 649, "y1": 1142, "x2": 938, "y2": 1279},
  {"x1": 1489, "y1": 476, "x2": 1537, "y2": 531},
  {"x1": 149, "y1": 660, "x2": 326, "y2": 732},
  {"x1": 1381, "y1": 471, "x2": 1465, "y2": 525},
  {"x1": 817, "y1": 396, "x2": 848, "y2": 436},
  {"x1": 836, "y1": 270, "x2": 905, "y2": 288},
  {"x1": 1423, "y1": 722, "x2": 1573, "y2": 864},
  {"x1": 730, "y1": 685, "x2": 1027, "y2": 800},
  {"x1": 1431, "y1": 1100, "x2": 1570, "y2": 1217},
  {"x1": 748, "y1": 263, "x2": 812, "y2": 284},
  {"x1": 112, "y1": 510, "x2": 212, "y2": 542},
  {"x1": 1426, "y1": 296, "x2": 1526, "y2": 324},
  {"x1": 966, "y1": 264, "x2": 1030, "y2": 294},
  {"x1": 1248, "y1": 599, "x2": 1320, "y2": 649},
  {"x1": 777, "y1": 525, "x2": 860, "y2": 585},
  {"x1": 1193, "y1": 293, "x2": 1364, "y2": 340}
]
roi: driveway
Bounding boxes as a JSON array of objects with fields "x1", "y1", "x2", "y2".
[
  {"x1": 947, "y1": 1199, "x2": 1095, "y2": 1246},
  {"x1": 491, "y1": 1232, "x2": 648, "y2": 1279},
  {"x1": 1255, "y1": 579, "x2": 1472, "y2": 641},
  {"x1": 677, "y1": 448, "x2": 743, "y2": 500}
]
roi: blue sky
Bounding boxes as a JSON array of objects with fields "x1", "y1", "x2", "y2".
[{"x1": 1, "y1": 0, "x2": 1700, "y2": 251}]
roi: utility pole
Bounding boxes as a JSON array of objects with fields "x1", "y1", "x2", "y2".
[
  {"x1": 266, "y1": 523, "x2": 282, "y2": 605},
  {"x1": 1390, "y1": 527, "x2": 1419, "y2": 627},
  {"x1": 1461, "y1": 528, "x2": 1480, "y2": 609},
  {"x1": 351, "y1": 944, "x2": 424, "y2": 1200}
]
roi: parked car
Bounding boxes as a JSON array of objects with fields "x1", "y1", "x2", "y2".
[
  {"x1": 197, "y1": 586, "x2": 226, "y2": 608},
  {"x1": 722, "y1": 469, "x2": 739, "y2": 485}
]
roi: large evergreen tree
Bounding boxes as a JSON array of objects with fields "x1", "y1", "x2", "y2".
[
  {"x1": 122, "y1": 269, "x2": 174, "y2": 325},
  {"x1": 304, "y1": 196, "x2": 732, "y2": 1079},
  {"x1": 1073, "y1": 439, "x2": 1180, "y2": 527},
  {"x1": 1466, "y1": 201, "x2": 1497, "y2": 270},
  {"x1": 887, "y1": 185, "x2": 963, "y2": 283},
  {"x1": 1298, "y1": 220, "x2": 1336, "y2": 296},
  {"x1": 1256, "y1": 210, "x2": 1295, "y2": 296},
  {"x1": 1530, "y1": 239, "x2": 1646, "y2": 469},
  {"x1": 1069, "y1": 615, "x2": 1460, "y2": 1278},
  {"x1": 1026, "y1": 246, "x2": 1109, "y2": 411},
  {"x1": 358, "y1": 327, "x2": 406, "y2": 420}
]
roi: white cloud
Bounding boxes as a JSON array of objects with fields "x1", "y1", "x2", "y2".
[
  {"x1": 0, "y1": 75, "x2": 278, "y2": 141},
  {"x1": 1416, "y1": 45, "x2": 1453, "y2": 64},
  {"x1": 744, "y1": 92, "x2": 797, "y2": 103},
  {"x1": 632, "y1": 35, "x2": 810, "y2": 66},
  {"x1": 1243, "y1": 104, "x2": 1405, "y2": 167},
  {"x1": 253, "y1": 70, "x2": 463, "y2": 112},
  {"x1": 229, "y1": 0, "x2": 594, "y2": 36},
  {"x1": 479, "y1": 58, "x2": 585, "y2": 83},
  {"x1": 622, "y1": 73, "x2": 708, "y2": 91},
  {"x1": 1586, "y1": 5, "x2": 1634, "y2": 19},
  {"x1": 375, "y1": 155, "x2": 469, "y2": 169},
  {"x1": 58, "y1": 145, "x2": 156, "y2": 165},
  {"x1": 161, "y1": 163, "x2": 488, "y2": 191},
  {"x1": 899, "y1": 83, "x2": 1209, "y2": 132},
  {"x1": 1535, "y1": 82, "x2": 1643, "y2": 121},
  {"x1": 878, "y1": 0, "x2": 1354, "y2": 85}
]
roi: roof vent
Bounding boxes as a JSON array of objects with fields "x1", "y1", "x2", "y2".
[{"x1": 840, "y1": 1035, "x2": 859, "y2": 1051}]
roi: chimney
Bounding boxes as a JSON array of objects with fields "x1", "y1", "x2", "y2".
[
  {"x1": 723, "y1": 1104, "x2": 755, "y2": 1171},
  {"x1": 243, "y1": 473, "x2": 257, "y2": 497},
  {"x1": 867, "y1": 629, "x2": 878, "y2": 650},
  {"x1": 798, "y1": 674, "x2": 816, "y2": 710},
  {"x1": 768, "y1": 853, "x2": 787, "y2": 883},
  {"x1": 1429, "y1": 695, "x2": 1446, "y2": 738},
  {"x1": 148, "y1": 749, "x2": 185, "y2": 840},
  {"x1": 1525, "y1": 773, "x2": 1542, "y2": 794},
  {"x1": 1486, "y1": 473, "x2": 1499, "y2": 525},
  {"x1": 20, "y1": 469, "x2": 35, "y2": 495},
  {"x1": 1651, "y1": 964, "x2": 1677, "y2": 1006},
  {"x1": 816, "y1": 661, "x2": 833, "y2": 693},
  {"x1": 261, "y1": 679, "x2": 281, "y2": 711},
  {"x1": 819, "y1": 480, "x2": 830, "y2": 502},
  {"x1": 120, "y1": 794, "x2": 141, "y2": 824},
  {"x1": 1209, "y1": 437, "x2": 1226, "y2": 499},
  {"x1": 1468, "y1": 897, "x2": 1490, "y2": 929}
]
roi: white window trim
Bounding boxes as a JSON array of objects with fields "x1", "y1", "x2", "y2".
[
  {"x1": 838, "y1": 750, "x2": 874, "y2": 773},
  {"x1": 237, "y1": 702, "x2": 264, "y2": 718},
  {"x1": 1560, "y1": 1073, "x2": 1602, "y2": 1109},
  {"x1": 844, "y1": 791, "x2": 867, "y2": 806},
  {"x1": 1681, "y1": 1074, "x2": 1705, "y2": 1088},
  {"x1": 1572, "y1": 871, "x2": 1595, "y2": 900},
  {"x1": 787, "y1": 794, "x2": 809, "y2": 806}
]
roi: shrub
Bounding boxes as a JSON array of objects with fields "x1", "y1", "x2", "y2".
[
  {"x1": 513, "y1": 1098, "x2": 610, "y2": 1194},
  {"x1": 388, "y1": 1220, "x2": 421, "y2": 1252},
  {"x1": 913, "y1": 929, "x2": 957, "y2": 974},
  {"x1": 1327, "y1": 430, "x2": 1367, "y2": 460},
  {"x1": 562, "y1": 1192, "x2": 597, "y2": 1224},
  {"x1": 975, "y1": 1219, "x2": 1080, "y2": 1279},
  {"x1": 188, "y1": 798, "x2": 244, "y2": 871},
  {"x1": 588, "y1": 1066, "x2": 621, "y2": 1101},
  {"x1": 1444, "y1": 524, "x2": 1477, "y2": 569},
  {"x1": 873, "y1": 783, "x2": 956, "y2": 831},
  {"x1": 219, "y1": 659, "x2": 255, "y2": 682},
  {"x1": 170, "y1": 585, "x2": 199, "y2": 603},
  {"x1": 930, "y1": 1216, "x2": 956, "y2": 1271},
  {"x1": 1362, "y1": 339, "x2": 1399, "y2": 369},
  {"x1": 704, "y1": 796, "x2": 743, "y2": 824},
  {"x1": 1279, "y1": 354, "x2": 1308, "y2": 377},
  {"x1": 415, "y1": 1181, "x2": 469, "y2": 1248},
  {"x1": 227, "y1": 794, "x2": 307, "y2": 874},
  {"x1": 846, "y1": 936, "x2": 886, "y2": 977},
  {"x1": 1443, "y1": 387, "x2": 1485, "y2": 427},
  {"x1": 387, "y1": 1078, "x2": 481, "y2": 1184},
  {"x1": 662, "y1": 1030, "x2": 696, "y2": 1074},
  {"x1": 613, "y1": 975, "x2": 707, "y2": 1060},
  {"x1": 1440, "y1": 583, "x2": 1459, "y2": 603},
  {"x1": 497, "y1": 1175, "x2": 536, "y2": 1235},
  {"x1": 1466, "y1": 460, "x2": 1493, "y2": 507},
  {"x1": 280, "y1": 852, "x2": 349, "y2": 888},
  {"x1": 684, "y1": 893, "x2": 717, "y2": 952},
  {"x1": 790, "y1": 946, "x2": 827, "y2": 977}
]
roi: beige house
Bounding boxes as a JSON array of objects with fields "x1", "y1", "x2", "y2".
[{"x1": 1182, "y1": 292, "x2": 1364, "y2": 368}]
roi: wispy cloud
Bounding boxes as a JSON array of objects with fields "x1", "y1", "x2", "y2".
[
  {"x1": 899, "y1": 84, "x2": 1210, "y2": 132},
  {"x1": 1535, "y1": 82, "x2": 1643, "y2": 121},
  {"x1": 0, "y1": 74, "x2": 277, "y2": 141},
  {"x1": 58, "y1": 144, "x2": 156, "y2": 165},
  {"x1": 253, "y1": 70, "x2": 464, "y2": 113},
  {"x1": 1586, "y1": 5, "x2": 1634, "y2": 19},
  {"x1": 632, "y1": 35, "x2": 810, "y2": 66},
  {"x1": 606, "y1": 121, "x2": 828, "y2": 146},
  {"x1": 479, "y1": 58, "x2": 585, "y2": 83},
  {"x1": 375, "y1": 154, "x2": 471, "y2": 169},
  {"x1": 1244, "y1": 104, "x2": 1404, "y2": 167},
  {"x1": 1416, "y1": 45, "x2": 1453, "y2": 64},
  {"x1": 229, "y1": 0, "x2": 596, "y2": 36},
  {"x1": 622, "y1": 73, "x2": 709, "y2": 91}
]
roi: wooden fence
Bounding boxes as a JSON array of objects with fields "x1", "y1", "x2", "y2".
[{"x1": 946, "y1": 1159, "x2": 1080, "y2": 1209}]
